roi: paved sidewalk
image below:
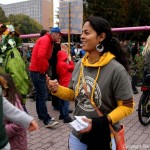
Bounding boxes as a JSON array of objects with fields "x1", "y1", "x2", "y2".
[{"x1": 27, "y1": 89, "x2": 150, "y2": 150}]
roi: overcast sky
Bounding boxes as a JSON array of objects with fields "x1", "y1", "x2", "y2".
[
  {"x1": 0, "y1": 0, "x2": 59, "y2": 7},
  {"x1": 0, "y1": 0, "x2": 28, "y2": 4}
]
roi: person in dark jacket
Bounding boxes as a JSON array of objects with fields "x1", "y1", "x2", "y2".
[
  {"x1": 29, "y1": 27, "x2": 62, "y2": 128},
  {"x1": 50, "y1": 41, "x2": 61, "y2": 110}
]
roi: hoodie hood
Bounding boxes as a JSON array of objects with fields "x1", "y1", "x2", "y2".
[
  {"x1": 75, "y1": 51, "x2": 115, "y2": 99},
  {"x1": 82, "y1": 51, "x2": 115, "y2": 67},
  {"x1": 57, "y1": 51, "x2": 68, "y2": 61}
]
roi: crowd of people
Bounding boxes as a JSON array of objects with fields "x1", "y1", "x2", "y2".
[{"x1": 0, "y1": 16, "x2": 150, "y2": 150}]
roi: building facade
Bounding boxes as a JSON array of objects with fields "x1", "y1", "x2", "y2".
[{"x1": 0, "y1": 0, "x2": 53, "y2": 30}]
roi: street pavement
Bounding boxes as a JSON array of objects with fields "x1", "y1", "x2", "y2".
[{"x1": 27, "y1": 88, "x2": 150, "y2": 150}]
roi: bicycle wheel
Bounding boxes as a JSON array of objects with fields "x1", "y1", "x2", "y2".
[{"x1": 138, "y1": 92, "x2": 150, "y2": 126}]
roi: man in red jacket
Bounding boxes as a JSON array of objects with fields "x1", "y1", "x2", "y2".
[{"x1": 29, "y1": 27, "x2": 61, "y2": 127}]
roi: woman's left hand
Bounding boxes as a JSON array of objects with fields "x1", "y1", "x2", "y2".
[{"x1": 79, "y1": 118, "x2": 92, "y2": 134}]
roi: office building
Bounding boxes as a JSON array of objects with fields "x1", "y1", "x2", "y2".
[{"x1": 0, "y1": 0, "x2": 53, "y2": 30}]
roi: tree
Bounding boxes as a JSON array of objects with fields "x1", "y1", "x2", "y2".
[
  {"x1": 83, "y1": 0, "x2": 150, "y2": 40},
  {"x1": 83, "y1": 0, "x2": 150, "y2": 27},
  {"x1": 8, "y1": 14, "x2": 43, "y2": 34},
  {"x1": 126, "y1": 0, "x2": 150, "y2": 40},
  {"x1": 0, "y1": 6, "x2": 8, "y2": 23},
  {"x1": 137, "y1": 0, "x2": 150, "y2": 26},
  {"x1": 83, "y1": 0, "x2": 129, "y2": 27}
]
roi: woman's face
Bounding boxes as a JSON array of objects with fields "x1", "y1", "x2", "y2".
[{"x1": 80, "y1": 21, "x2": 100, "y2": 52}]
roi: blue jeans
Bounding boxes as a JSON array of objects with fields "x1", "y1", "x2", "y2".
[
  {"x1": 59, "y1": 99, "x2": 69, "y2": 118},
  {"x1": 69, "y1": 132, "x2": 116, "y2": 150},
  {"x1": 30, "y1": 71, "x2": 51, "y2": 125}
]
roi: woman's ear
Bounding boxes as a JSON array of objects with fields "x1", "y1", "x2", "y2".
[{"x1": 99, "y1": 32, "x2": 106, "y2": 42}]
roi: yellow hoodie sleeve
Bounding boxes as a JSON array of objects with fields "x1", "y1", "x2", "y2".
[
  {"x1": 52, "y1": 85, "x2": 75, "y2": 101},
  {"x1": 108, "y1": 99, "x2": 135, "y2": 124}
]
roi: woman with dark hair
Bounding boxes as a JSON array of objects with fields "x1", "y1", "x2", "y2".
[{"x1": 46, "y1": 16, "x2": 134, "y2": 150}]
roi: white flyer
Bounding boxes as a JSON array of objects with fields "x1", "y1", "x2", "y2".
[{"x1": 69, "y1": 116, "x2": 89, "y2": 131}]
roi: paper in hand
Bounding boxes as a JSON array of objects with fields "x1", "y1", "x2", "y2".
[{"x1": 69, "y1": 116, "x2": 89, "y2": 131}]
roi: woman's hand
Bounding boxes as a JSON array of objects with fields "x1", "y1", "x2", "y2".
[
  {"x1": 79, "y1": 118, "x2": 92, "y2": 134},
  {"x1": 46, "y1": 74, "x2": 59, "y2": 93},
  {"x1": 28, "y1": 119, "x2": 38, "y2": 132}
]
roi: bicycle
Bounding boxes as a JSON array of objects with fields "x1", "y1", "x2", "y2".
[{"x1": 138, "y1": 75, "x2": 150, "y2": 126}]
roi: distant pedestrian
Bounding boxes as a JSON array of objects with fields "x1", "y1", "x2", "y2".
[
  {"x1": 72, "y1": 43, "x2": 83, "y2": 62},
  {"x1": 131, "y1": 42, "x2": 138, "y2": 61},
  {"x1": 40, "y1": 29, "x2": 49, "y2": 37},
  {"x1": 121, "y1": 40, "x2": 139, "y2": 94}
]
